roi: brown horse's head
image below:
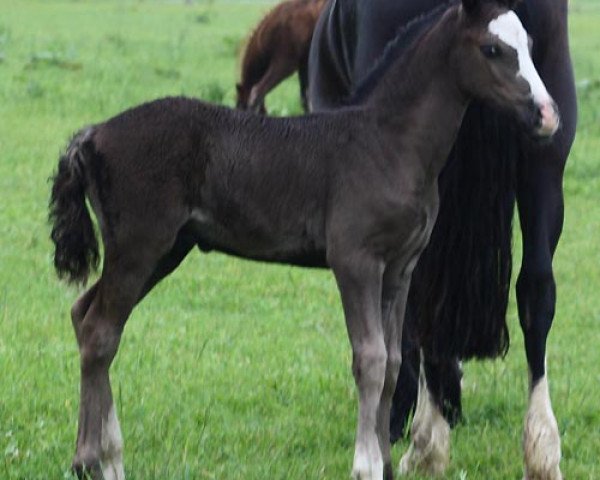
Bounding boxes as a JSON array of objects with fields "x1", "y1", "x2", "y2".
[{"x1": 451, "y1": 0, "x2": 559, "y2": 139}]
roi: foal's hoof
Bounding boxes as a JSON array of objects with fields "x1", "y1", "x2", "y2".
[{"x1": 383, "y1": 462, "x2": 394, "y2": 480}]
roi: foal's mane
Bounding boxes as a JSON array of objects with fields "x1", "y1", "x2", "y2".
[{"x1": 348, "y1": 0, "x2": 460, "y2": 105}]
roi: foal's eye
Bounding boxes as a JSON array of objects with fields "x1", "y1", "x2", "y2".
[{"x1": 480, "y1": 44, "x2": 502, "y2": 59}]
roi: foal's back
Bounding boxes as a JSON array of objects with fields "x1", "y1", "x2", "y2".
[{"x1": 89, "y1": 97, "x2": 374, "y2": 263}]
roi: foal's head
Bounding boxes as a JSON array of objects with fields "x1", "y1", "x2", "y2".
[{"x1": 450, "y1": 0, "x2": 559, "y2": 138}]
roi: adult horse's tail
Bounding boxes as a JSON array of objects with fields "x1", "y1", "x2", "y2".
[{"x1": 49, "y1": 128, "x2": 99, "y2": 285}]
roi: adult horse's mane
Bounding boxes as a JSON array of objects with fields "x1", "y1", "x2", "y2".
[{"x1": 348, "y1": 0, "x2": 459, "y2": 105}]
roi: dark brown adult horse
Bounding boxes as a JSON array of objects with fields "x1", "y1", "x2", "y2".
[
  {"x1": 50, "y1": 0, "x2": 558, "y2": 478},
  {"x1": 308, "y1": 0, "x2": 576, "y2": 478},
  {"x1": 236, "y1": 0, "x2": 327, "y2": 113}
]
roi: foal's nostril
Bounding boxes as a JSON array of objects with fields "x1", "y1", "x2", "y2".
[
  {"x1": 533, "y1": 100, "x2": 560, "y2": 138},
  {"x1": 534, "y1": 105, "x2": 543, "y2": 128}
]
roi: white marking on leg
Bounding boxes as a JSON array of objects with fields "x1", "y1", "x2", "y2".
[
  {"x1": 101, "y1": 404, "x2": 125, "y2": 480},
  {"x1": 352, "y1": 441, "x2": 384, "y2": 480},
  {"x1": 399, "y1": 358, "x2": 449, "y2": 476},
  {"x1": 488, "y1": 12, "x2": 549, "y2": 104},
  {"x1": 523, "y1": 374, "x2": 562, "y2": 480},
  {"x1": 351, "y1": 343, "x2": 386, "y2": 480}
]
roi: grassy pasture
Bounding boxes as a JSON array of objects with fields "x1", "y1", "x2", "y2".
[{"x1": 0, "y1": 1, "x2": 599, "y2": 478}]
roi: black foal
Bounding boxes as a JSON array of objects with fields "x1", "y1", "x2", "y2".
[{"x1": 50, "y1": 0, "x2": 558, "y2": 478}]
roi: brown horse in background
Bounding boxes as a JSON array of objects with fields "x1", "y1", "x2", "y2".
[{"x1": 236, "y1": 0, "x2": 326, "y2": 113}]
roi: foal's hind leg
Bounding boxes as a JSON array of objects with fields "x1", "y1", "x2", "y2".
[
  {"x1": 71, "y1": 285, "x2": 129, "y2": 480},
  {"x1": 71, "y1": 238, "x2": 180, "y2": 479}
]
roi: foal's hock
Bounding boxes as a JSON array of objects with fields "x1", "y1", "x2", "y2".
[{"x1": 50, "y1": 0, "x2": 558, "y2": 479}]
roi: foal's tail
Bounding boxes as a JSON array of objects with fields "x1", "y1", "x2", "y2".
[{"x1": 49, "y1": 128, "x2": 99, "y2": 285}]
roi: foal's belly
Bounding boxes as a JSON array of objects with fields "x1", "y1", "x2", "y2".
[{"x1": 187, "y1": 209, "x2": 329, "y2": 268}]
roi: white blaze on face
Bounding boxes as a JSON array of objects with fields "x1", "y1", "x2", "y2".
[
  {"x1": 488, "y1": 11, "x2": 560, "y2": 137},
  {"x1": 488, "y1": 11, "x2": 551, "y2": 105}
]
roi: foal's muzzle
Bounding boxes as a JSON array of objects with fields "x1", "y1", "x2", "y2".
[{"x1": 532, "y1": 99, "x2": 560, "y2": 139}]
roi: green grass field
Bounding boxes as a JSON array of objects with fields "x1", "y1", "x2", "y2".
[{"x1": 0, "y1": 1, "x2": 599, "y2": 479}]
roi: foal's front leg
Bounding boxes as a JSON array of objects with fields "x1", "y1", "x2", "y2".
[
  {"x1": 377, "y1": 266, "x2": 412, "y2": 480},
  {"x1": 332, "y1": 253, "x2": 386, "y2": 480}
]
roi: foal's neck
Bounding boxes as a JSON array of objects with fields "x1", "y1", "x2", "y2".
[{"x1": 367, "y1": 8, "x2": 469, "y2": 180}]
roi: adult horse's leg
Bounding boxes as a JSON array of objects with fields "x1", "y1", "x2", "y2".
[
  {"x1": 398, "y1": 354, "x2": 450, "y2": 476},
  {"x1": 331, "y1": 251, "x2": 386, "y2": 480},
  {"x1": 298, "y1": 54, "x2": 310, "y2": 112},
  {"x1": 517, "y1": 26, "x2": 576, "y2": 480},
  {"x1": 517, "y1": 157, "x2": 564, "y2": 480},
  {"x1": 390, "y1": 337, "x2": 462, "y2": 445}
]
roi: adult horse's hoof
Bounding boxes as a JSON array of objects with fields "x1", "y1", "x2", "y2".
[
  {"x1": 523, "y1": 377, "x2": 563, "y2": 480},
  {"x1": 398, "y1": 417, "x2": 449, "y2": 477}
]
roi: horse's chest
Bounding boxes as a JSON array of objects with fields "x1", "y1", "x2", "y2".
[{"x1": 370, "y1": 193, "x2": 438, "y2": 261}]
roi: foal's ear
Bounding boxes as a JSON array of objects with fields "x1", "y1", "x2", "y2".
[{"x1": 461, "y1": 0, "x2": 480, "y2": 15}]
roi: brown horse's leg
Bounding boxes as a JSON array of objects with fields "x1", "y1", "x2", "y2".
[{"x1": 248, "y1": 58, "x2": 297, "y2": 113}]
